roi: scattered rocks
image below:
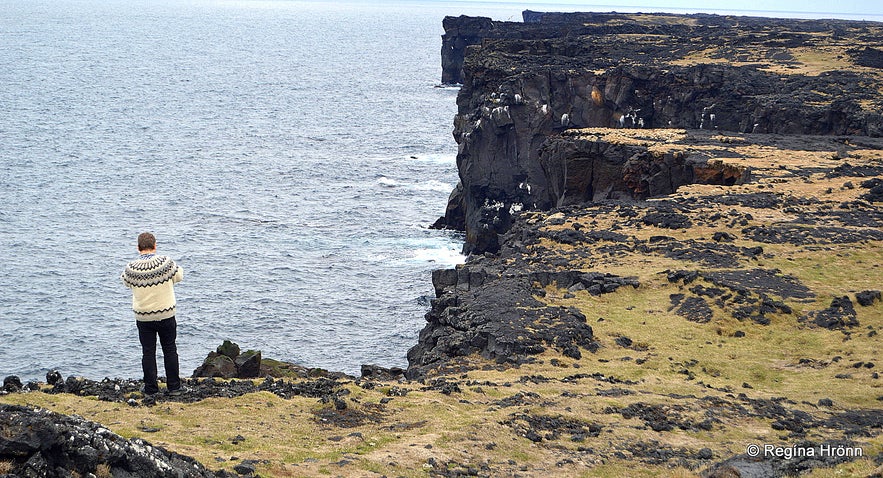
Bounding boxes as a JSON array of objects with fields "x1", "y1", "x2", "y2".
[
  {"x1": 665, "y1": 269, "x2": 803, "y2": 325},
  {"x1": 360, "y1": 364, "x2": 405, "y2": 381},
  {"x1": 20, "y1": 371, "x2": 347, "y2": 405},
  {"x1": 612, "y1": 402, "x2": 713, "y2": 433},
  {"x1": 743, "y1": 224, "x2": 883, "y2": 245},
  {"x1": 669, "y1": 295, "x2": 715, "y2": 323},
  {"x1": 421, "y1": 378, "x2": 462, "y2": 395},
  {"x1": 667, "y1": 270, "x2": 700, "y2": 284},
  {"x1": 529, "y1": 269, "x2": 640, "y2": 296},
  {"x1": 825, "y1": 409, "x2": 883, "y2": 437},
  {"x1": 624, "y1": 440, "x2": 711, "y2": 466},
  {"x1": 504, "y1": 412, "x2": 602, "y2": 443},
  {"x1": 643, "y1": 239, "x2": 761, "y2": 268},
  {"x1": 311, "y1": 401, "x2": 385, "y2": 428},
  {"x1": 744, "y1": 396, "x2": 817, "y2": 437},
  {"x1": 642, "y1": 212, "x2": 693, "y2": 230},
  {"x1": 826, "y1": 162, "x2": 883, "y2": 178},
  {"x1": 702, "y1": 269, "x2": 814, "y2": 300},
  {"x1": 710, "y1": 192, "x2": 783, "y2": 209},
  {"x1": 494, "y1": 391, "x2": 540, "y2": 408}
]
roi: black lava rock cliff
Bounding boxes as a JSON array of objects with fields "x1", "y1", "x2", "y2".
[{"x1": 434, "y1": 12, "x2": 883, "y2": 255}]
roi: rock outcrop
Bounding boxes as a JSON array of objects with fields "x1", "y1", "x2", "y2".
[
  {"x1": 193, "y1": 340, "x2": 263, "y2": 379},
  {"x1": 435, "y1": 12, "x2": 883, "y2": 255},
  {"x1": 191, "y1": 341, "x2": 357, "y2": 381},
  {"x1": 406, "y1": 258, "x2": 641, "y2": 379},
  {"x1": 0, "y1": 405, "x2": 227, "y2": 477}
]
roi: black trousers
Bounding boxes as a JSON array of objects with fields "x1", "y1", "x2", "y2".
[{"x1": 136, "y1": 317, "x2": 181, "y2": 394}]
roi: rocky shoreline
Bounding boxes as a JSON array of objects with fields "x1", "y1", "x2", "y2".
[{"x1": 4, "y1": 10, "x2": 883, "y2": 478}]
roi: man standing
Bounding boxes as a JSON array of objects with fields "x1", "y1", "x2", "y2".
[{"x1": 121, "y1": 232, "x2": 185, "y2": 396}]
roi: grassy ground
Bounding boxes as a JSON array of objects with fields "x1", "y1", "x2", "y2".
[
  {"x1": 2, "y1": 350, "x2": 880, "y2": 477},
  {"x1": 3, "y1": 130, "x2": 882, "y2": 477}
]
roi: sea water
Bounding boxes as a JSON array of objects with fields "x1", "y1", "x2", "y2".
[{"x1": 0, "y1": 0, "x2": 532, "y2": 381}]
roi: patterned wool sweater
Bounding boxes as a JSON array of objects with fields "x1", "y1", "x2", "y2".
[{"x1": 121, "y1": 254, "x2": 184, "y2": 321}]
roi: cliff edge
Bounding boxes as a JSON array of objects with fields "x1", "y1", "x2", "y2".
[{"x1": 435, "y1": 12, "x2": 883, "y2": 255}]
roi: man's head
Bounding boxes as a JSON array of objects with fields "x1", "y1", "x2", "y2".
[{"x1": 138, "y1": 232, "x2": 157, "y2": 253}]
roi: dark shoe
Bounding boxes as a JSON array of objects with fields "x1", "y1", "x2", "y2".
[{"x1": 141, "y1": 386, "x2": 159, "y2": 396}]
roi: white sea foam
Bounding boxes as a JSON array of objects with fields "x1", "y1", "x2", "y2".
[
  {"x1": 377, "y1": 176, "x2": 399, "y2": 187},
  {"x1": 408, "y1": 153, "x2": 456, "y2": 164},
  {"x1": 412, "y1": 180, "x2": 455, "y2": 193},
  {"x1": 411, "y1": 245, "x2": 465, "y2": 266}
]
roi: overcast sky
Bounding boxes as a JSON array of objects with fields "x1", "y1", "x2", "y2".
[{"x1": 444, "y1": 0, "x2": 881, "y2": 21}]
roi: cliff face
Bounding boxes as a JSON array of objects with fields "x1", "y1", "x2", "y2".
[
  {"x1": 436, "y1": 12, "x2": 883, "y2": 255},
  {"x1": 539, "y1": 130, "x2": 750, "y2": 207}
]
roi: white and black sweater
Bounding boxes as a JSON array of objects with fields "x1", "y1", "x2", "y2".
[{"x1": 121, "y1": 255, "x2": 184, "y2": 321}]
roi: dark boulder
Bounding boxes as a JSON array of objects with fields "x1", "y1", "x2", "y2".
[
  {"x1": 712, "y1": 232, "x2": 736, "y2": 242},
  {"x1": 856, "y1": 290, "x2": 882, "y2": 307},
  {"x1": 193, "y1": 342, "x2": 268, "y2": 379},
  {"x1": 192, "y1": 352, "x2": 238, "y2": 379},
  {"x1": 235, "y1": 350, "x2": 262, "y2": 379},
  {"x1": 2, "y1": 376, "x2": 23, "y2": 393},
  {"x1": 45, "y1": 370, "x2": 63, "y2": 387},
  {"x1": 233, "y1": 460, "x2": 257, "y2": 475}
]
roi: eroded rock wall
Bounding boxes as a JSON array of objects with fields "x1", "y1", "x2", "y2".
[
  {"x1": 436, "y1": 13, "x2": 883, "y2": 255},
  {"x1": 539, "y1": 130, "x2": 750, "y2": 207}
]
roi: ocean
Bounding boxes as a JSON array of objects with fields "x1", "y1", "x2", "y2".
[{"x1": 0, "y1": 0, "x2": 535, "y2": 382}]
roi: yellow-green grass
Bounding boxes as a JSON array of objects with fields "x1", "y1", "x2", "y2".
[{"x1": 540, "y1": 277, "x2": 882, "y2": 408}]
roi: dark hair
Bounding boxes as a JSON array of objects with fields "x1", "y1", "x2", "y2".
[{"x1": 138, "y1": 232, "x2": 156, "y2": 252}]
